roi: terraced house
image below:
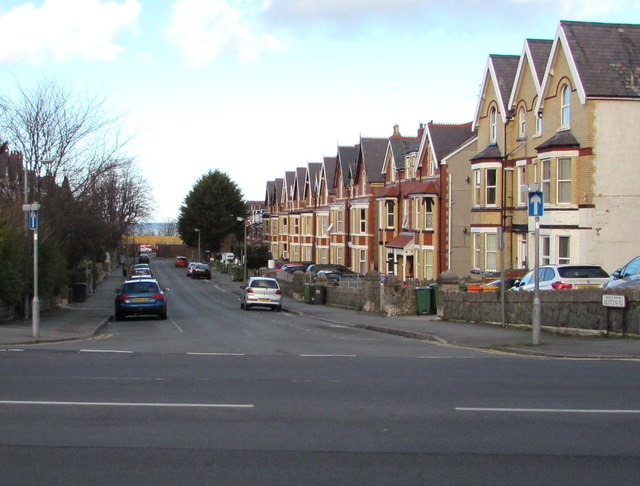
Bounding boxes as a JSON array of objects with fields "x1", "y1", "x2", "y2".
[{"x1": 263, "y1": 20, "x2": 640, "y2": 279}]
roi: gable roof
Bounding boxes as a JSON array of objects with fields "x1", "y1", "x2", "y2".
[
  {"x1": 265, "y1": 180, "x2": 276, "y2": 206},
  {"x1": 295, "y1": 167, "x2": 307, "y2": 200},
  {"x1": 427, "y1": 122, "x2": 475, "y2": 163},
  {"x1": 284, "y1": 171, "x2": 295, "y2": 202},
  {"x1": 274, "y1": 177, "x2": 284, "y2": 205},
  {"x1": 561, "y1": 20, "x2": 640, "y2": 100},
  {"x1": 473, "y1": 54, "x2": 520, "y2": 130},
  {"x1": 306, "y1": 162, "x2": 322, "y2": 198},
  {"x1": 358, "y1": 137, "x2": 389, "y2": 183},
  {"x1": 321, "y1": 156, "x2": 337, "y2": 195},
  {"x1": 387, "y1": 137, "x2": 420, "y2": 172},
  {"x1": 508, "y1": 38, "x2": 553, "y2": 109},
  {"x1": 535, "y1": 21, "x2": 640, "y2": 115},
  {"x1": 416, "y1": 122, "x2": 475, "y2": 169},
  {"x1": 336, "y1": 145, "x2": 359, "y2": 188}
]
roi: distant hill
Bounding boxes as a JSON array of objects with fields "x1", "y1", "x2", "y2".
[{"x1": 133, "y1": 222, "x2": 177, "y2": 236}]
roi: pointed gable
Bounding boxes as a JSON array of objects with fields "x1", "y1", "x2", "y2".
[
  {"x1": 265, "y1": 180, "x2": 276, "y2": 206},
  {"x1": 358, "y1": 137, "x2": 389, "y2": 184},
  {"x1": 318, "y1": 156, "x2": 337, "y2": 199},
  {"x1": 559, "y1": 21, "x2": 640, "y2": 101},
  {"x1": 387, "y1": 137, "x2": 420, "y2": 171},
  {"x1": 509, "y1": 38, "x2": 553, "y2": 108},
  {"x1": 473, "y1": 54, "x2": 520, "y2": 129},
  {"x1": 427, "y1": 122, "x2": 474, "y2": 163},
  {"x1": 335, "y1": 145, "x2": 359, "y2": 189},
  {"x1": 306, "y1": 162, "x2": 322, "y2": 199}
]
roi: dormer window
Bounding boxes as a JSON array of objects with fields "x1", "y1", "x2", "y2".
[
  {"x1": 561, "y1": 84, "x2": 571, "y2": 128},
  {"x1": 490, "y1": 107, "x2": 497, "y2": 142}
]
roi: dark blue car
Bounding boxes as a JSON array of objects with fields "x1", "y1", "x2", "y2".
[{"x1": 114, "y1": 279, "x2": 168, "y2": 320}]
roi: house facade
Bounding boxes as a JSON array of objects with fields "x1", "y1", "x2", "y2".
[{"x1": 260, "y1": 21, "x2": 640, "y2": 279}]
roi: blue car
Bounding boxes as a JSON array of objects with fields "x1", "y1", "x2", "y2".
[{"x1": 114, "y1": 278, "x2": 168, "y2": 320}]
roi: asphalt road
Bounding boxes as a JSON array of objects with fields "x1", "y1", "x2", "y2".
[{"x1": 2, "y1": 257, "x2": 640, "y2": 485}]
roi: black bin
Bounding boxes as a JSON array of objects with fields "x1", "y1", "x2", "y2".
[
  {"x1": 72, "y1": 283, "x2": 88, "y2": 303},
  {"x1": 313, "y1": 285, "x2": 327, "y2": 305}
]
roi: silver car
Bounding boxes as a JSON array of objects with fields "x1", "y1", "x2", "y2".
[
  {"x1": 240, "y1": 277, "x2": 282, "y2": 311},
  {"x1": 512, "y1": 264, "x2": 609, "y2": 291},
  {"x1": 605, "y1": 256, "x2": 640, "y2": 288}
]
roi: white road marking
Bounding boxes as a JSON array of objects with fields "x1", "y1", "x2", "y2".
[
  {"x1": 299, "y1": 354, "x2": 357, "y2": 358},
  {"x1": 456, "y1": 407, "x2": 640, "y2": 414},
  {"x1": 0, "y1": 400, "x2": 253, "y2": 409},
  {"x1": 171, "y1": 320, "x2": 183, "y2": 333},
  {"x1": 187, "y1": 352, "x2": 245, "y2": 356},
  {"x1": 79, "y1": 349, "x2": 133, "y2": 354},
  {"x1": 0, "y1": 349, "x2": 24, "y2": 352}
]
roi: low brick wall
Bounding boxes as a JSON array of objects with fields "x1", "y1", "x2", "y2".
[{"x1": 441, "y1": 287, "x2": 640, "y2": 335}]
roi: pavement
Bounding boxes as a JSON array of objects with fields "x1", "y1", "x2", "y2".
[{"x1": 1, "y1": 267, "x2": 639, "y2": 359}]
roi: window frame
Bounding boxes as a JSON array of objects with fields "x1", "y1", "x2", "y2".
[
  {"x1": 558, "y1": 236, "x2": 571, "y2": 265},
  {"x1": 485, "y1": 233, "x2": 497, "y2": 272},
  {"x1": 557, "y1": 158, "x2": 572, "y2": 204},
  {"x1": 561, "y1": 84, "x2": 571, "y2": 128},
  {"x1": 542, "y1": 159, "x2": 551, "y2": 204},
  {"x1": 490, "y1": 106, "x2": 497, "y2": 142},
  {"x1": 485, "y1": 168, "x2": 497, "y2": 206},
  {"x1": 518, "y1": 106, "x2": 526, "y2": 138}
]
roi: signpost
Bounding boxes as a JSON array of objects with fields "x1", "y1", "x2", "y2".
[
  {"x1": 22, "y1": 203, "x2": 41, "y2": 337},
  {"x1": 528, "y1": 187, "x2": 543, "y2": 345}
]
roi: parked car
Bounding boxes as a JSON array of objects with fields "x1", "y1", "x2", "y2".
[
  {"x1": 482, "y1": 277, "x2": 519, "y2": 290},
  {"x1": 189, "y1": 263, "x2": 211, "y2": 279},
  {"x1": 240, "y1": 277, "x2": 282, "y2": 311},
  {"x1": 175, "y1": 256, "x2": 189, "y2": 268},
  {"x1": 511, "y1": 264, "x2": 609, "y2": 291},
  {"x1": 138, "y1": 253, "x2": 150, "y2": 264},
  {"x1": 306, "y1": 264, "x2": 359, "y2": 276},
  {"x1": 114, "y1": 278, "x2": 168, "y2": 320},
  {"x1": 129, "y1": 264, "x2": 153, "y2": 279},
  {"x1": 278, "y1": 262, "x2": 312, "y2": 274},
  {"x1": 605, "y1": 256, "x2": 640, "y2": 288},
  {"x1": 186, "y1": 262, "x2": 198, "y2": 276}
]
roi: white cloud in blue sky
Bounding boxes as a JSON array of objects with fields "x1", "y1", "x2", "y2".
[
  {"x1": 0, "y1": 0, "x2": 140, "y2": 63},
  {"x1": 1, "y1": 0, "x2": 640, "y2": 219}
]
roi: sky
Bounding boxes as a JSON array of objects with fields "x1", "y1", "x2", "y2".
[{"x1": 1, "y1": 0, "x2": 640, "y2": 222}]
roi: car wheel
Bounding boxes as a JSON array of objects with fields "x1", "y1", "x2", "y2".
[
  {"x1": 275, "y1": 306, "x2": 282, "y2": 312},
  {"x1": 240, "y1": 301, "x2": 244, "y2": 309},
  {"x1": 244, "y1": 304, "x2": 250, "y2": 311},
  {"x1": 114, "y1": 312, "x2": 124, "y2": 321}
]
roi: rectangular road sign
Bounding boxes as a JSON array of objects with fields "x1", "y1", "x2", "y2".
[
  {"x1": 602, "y1": 295, "x2": 626, "y2": 308},
  {"x1": 28, "y1": 210, "x2": 38, "y2": 230},
  {"x1": 528, "y1": 191, "x2": 544, "y2": 217}
]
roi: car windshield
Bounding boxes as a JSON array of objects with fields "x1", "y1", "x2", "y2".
[
  {"x1": 250, "y1": 280, "x2": 278, "y2": 289},
  {"x1": 557, "y1": 266, "x2": 608, "y2": 278},
  {"x1": 122, "y1": 282, "x2": 159, "y2": 294},
  {"x1": 195, "y1": 264, "x2": 208, "y2": 269}
]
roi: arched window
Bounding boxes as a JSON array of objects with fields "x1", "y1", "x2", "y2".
[
  {"x1": 490, "y1": 107, "x2": 497, "y2": 142},
  {"x1": 518, "y1": 106, "x2": 526, "y2": 138},
  {"x1": 561, "y1": 84, "x2": 571, "y2": 127}
]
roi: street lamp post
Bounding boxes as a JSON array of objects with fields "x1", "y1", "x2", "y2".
[
  {"x1": 22, "y1": 157, "x2": 53, "y2": 337},
  {"x1": 194, "y1": 228, "x2": 201, "y2": 261}
]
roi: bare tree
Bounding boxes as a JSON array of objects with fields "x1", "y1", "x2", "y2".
[
  {"x1": 0, "y1": 78, "x2": 131, "y2": 201},
  {"x1": 159, "y1": 218, "x2": 178, "y2": 236}
]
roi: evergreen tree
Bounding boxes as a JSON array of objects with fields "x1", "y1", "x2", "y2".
[{"x1": 177, "y1": 170, "x2": 247, "y2": 254}]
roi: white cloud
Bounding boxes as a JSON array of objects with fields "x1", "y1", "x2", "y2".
[
  {"x1": 165, "y1": 0, "x2": 286, "y2": 66},
  {"x1": 0, "y1": 0, "x2": 140, "y2": 63}
]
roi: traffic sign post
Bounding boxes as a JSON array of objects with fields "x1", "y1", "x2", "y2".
[
  {"x1": 528, "y1": 186, "x2": 542, "y2": 345},
  {"x1": 22, "y1": 202, "x2": 41, "y2": 337}
]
